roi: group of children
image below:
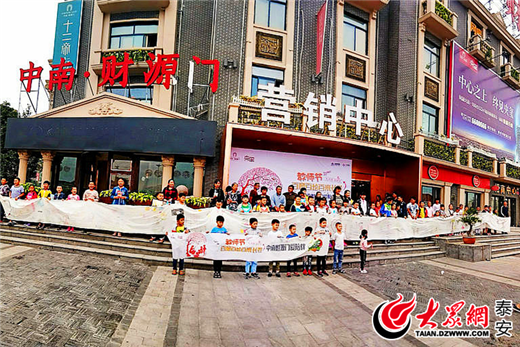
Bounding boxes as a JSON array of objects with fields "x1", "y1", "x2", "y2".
[{"x1": 168, "y1": 213, "x2": 373, "y2": 279}]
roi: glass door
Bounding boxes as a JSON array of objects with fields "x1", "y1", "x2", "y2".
[
  {"x1": 507, "y1": 197, "x2": 517, "y2": 226},
  {"x1": 351, "y1": 180, "x2": 370, "y2": 201}
]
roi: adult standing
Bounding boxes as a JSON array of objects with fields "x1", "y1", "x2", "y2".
[
  {"x1": 396, "y1": 196, "x2": 407, "y2": 218},
  {"x1": 225, "y1": 182, "x2": 240, "y2": 211},
  {"x1": 406, "y1": 197, "x2": 418, "y2": 219},
  {"x1": 249, "y1": 183, "x2": 260, "y2": 207},
  {"x1": 358, "y1": 194, "x2": 368, "y2": 216},
  {"x1": 163, "y1": 179, "x2": 178, "y2": 204},
  {"x1": 343, "y1": 190, "x2": 353, "y2": 207},
  {"x1": 331, "y1": 186, "x2": 344, "y2": 207},
  {"x1": 271, "y1": 185, "x2": 286, "y2": 211},
  {"x1": 499, "y1": 201, "x2": 509, "y2": 218},
  {"x1": 0, "y1": 178, "x2": 10, "y2": 222},
  {"x1": 83, "y1": 182, "x2": 99, "y2": 202},
  {"x1": 7, "y1": 177, "x2": 25, "y2": 226},
  {"x1": 283, "y1": 185, "x2": 297, "y2": 211},
  {"x1": 208, "y1": 179, "x2": 225, "y2": 207}
]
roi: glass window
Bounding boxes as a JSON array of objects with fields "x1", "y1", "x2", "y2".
[
  {"x1": 502, "y1": 48, "x2": 511, "y2": 65},
  {"x1": 343, "y1": 13, "x2": 368, "y2": 55},
  {"x1": 251, "y1": 65, "x2": 284, "y2": 96},
  {"x1": 106, "y1": 86, "x2": 153, "y2": 104},
  {"x1": 342, "y1": 84, "x2": 367, "y2": 109},
  {"x1": 254, "y1": 0, "x2": 286, "y2": 30},
  {"x1": 421, "y1": 186, "x2": 441, "y2": 203},
  {"x1": 110, "y1": 22, "x2": 158, "y2": 49},
  {"x1": 424, "y1": 39, "x2": 440, "y2": 77},
  {"x1": 57, "y1": 157, "x2": 77, "y2": 194},
  {"x1": 138, "y1": 160, "x2": 163, "y2": 195},
  {"x1": 465, "y1": 192, "x2": 481, "y2": 209},
  {"x1": 174, "y1": 162, "x2": 194, "y2": 195},
  {"x1": 422, "y1": 103, "x2": 438, "y2": 135}
]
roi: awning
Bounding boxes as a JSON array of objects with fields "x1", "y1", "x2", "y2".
[{"x1": 5, "y1": 117, "x2": 217, "y2": 157}]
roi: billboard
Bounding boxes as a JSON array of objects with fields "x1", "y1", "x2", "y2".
[
  {"x1": 228, "y1": 148, "x2": 352, "y2": 200},
  {"x1": 52, "y1": 0, "x2": 83, "y2": 70},
  {"x1": 450, "y1": 42, "x2": 520, "y2": 160}
]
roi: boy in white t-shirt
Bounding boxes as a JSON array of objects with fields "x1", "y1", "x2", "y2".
[
  {"x1": 268, "y1": 219, "x2": 283, "y2": 277},
  {"x1": 332, "y1": 222, "x2": 346, "y2": 274},
  {"x1": 314, "y1": 217, "x2": 331, "y2": 277}
]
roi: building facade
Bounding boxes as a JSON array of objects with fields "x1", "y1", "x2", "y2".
[{"x1": 6, "y1": 0, "x2": 520, "y2": 223}]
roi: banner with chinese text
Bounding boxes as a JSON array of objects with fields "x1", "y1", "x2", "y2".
[
  {"x1": 450, "y1": 42, "x2": 520, "y2": 160},
  {"x1": 167, "y1": 232, "x2": 329, "y2": 261},
  {"x1": 228, "y1": 147, "x2": 352, "y2": 200}
]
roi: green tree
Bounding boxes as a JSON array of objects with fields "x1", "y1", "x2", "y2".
[{"x1": 0, "y1": 102, "x2": 41, "y2": 183}]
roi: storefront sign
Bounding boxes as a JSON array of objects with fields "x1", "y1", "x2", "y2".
[
  {"x1": 428, "y1": 165, "x2": 439, "y2": 180},
  {"x1": 229, "y1": 147, "x2": 352, "y2": 200},
  {"x1": 256, "y1": 32, "x2": 283, "y2": 61},
  {"x1": 491, "y1": 185, "x2": 500, "y2": 192},
  {"x1": 492, "y1": 182, "x2": 520, "y2": 196},
  {"x1": 473, "y1": 175, "x2": 480, "y2": 188},
  {"x1": 52, "y1": 0, "x2": 83, "y2": 70},
  {"x1": 316, "y1": 1, "x2": 327, "y2": 75},
  {"x1": 424, "y1": 76, "x2": 439, "y2": 101},
  {"x1": 450, "y1": 42, "x2": 519, "y2": 161}
]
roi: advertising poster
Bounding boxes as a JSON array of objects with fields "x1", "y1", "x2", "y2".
[
  {"x1": 450, "y1": 42, "x2": 520, "y2": 160},
  {"x1": 228, "y1": 147, "x2": 352, "y2": 199}
]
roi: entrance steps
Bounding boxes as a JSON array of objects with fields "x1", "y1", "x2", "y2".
[
  {"x1": 435, "y1": 233, "x2": 520, "y2": 259},
  {"x1": 0, "y1": 223, "x2": 445, "y2": 271}
]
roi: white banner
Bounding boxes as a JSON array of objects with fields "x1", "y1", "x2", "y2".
[
  {"x1": 0, "y1": 197, "x2": 510, "y2": 239},
  {"x1": 229, "y1": 147, "x2": 352, "y2": 200},
  {"x1": 167, "y1": 232, "x2": 329, "y2": 261}
]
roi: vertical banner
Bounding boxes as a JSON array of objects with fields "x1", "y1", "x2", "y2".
[
  {"x1": 52, "y1": 0, "x2": 83, "y2": 70},
  {"x1": 316, "y1": 1, "x2": 327, "y2": 76},
  {"x1": 450, "y1": 42, "x2": 520, "y2": 160},
  {"x1": 228, "y1": 148, "x2": 352, "y2": 200}
]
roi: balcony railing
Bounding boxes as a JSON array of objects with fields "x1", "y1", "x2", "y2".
[
  {"x1": 419, "y1": 0, "x2": 458, "y2": 40},
  {"x1": 506, "y1": 163, "x2": 520, "y2": 180},
  {"x1": 472, "y1": 153, "x2": 494, "y2": 172},
  {"x1": 424, "y1": 139, "x2": 456, "y2": 162},
  {"x1": 98, "y1": 47, "x2": 160, "y2": 63},
  {"x1": 468, "y1": 35, "x2": 495, "y2": 68},
  {"x1": 346, "y1": 0, "x2": 389, "y2": 13},
  {"x1": 500, "y1": 63, "x2": 520, "y2": 89}
]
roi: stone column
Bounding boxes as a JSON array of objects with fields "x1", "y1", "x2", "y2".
[
  {"x1": 443, "y1": 184, "x2": 451, "y2": 207},
  {"x1": 161, "y1": 156, "x2": 175, "y2": 189},
  {"x1": 492, "y1": 159, "x2": 498, "y2": 175},
  {"x1": 41, "y1": 151, "x2": 55, "y2": 185},
  {"x1": 17, "y1": 151, "x2": 30, "y2": 184},
  {"x1": 228, "y1": 103, "x2": 240, "y2": 123},
  {"x1": 193, "y1": 157, "x2": 206, "y2": 198},
  {"x1": 499, "y1": 161, "x2": 506, "y2": 178},
  {"x1": 467, "y1": 150, "x2": 473, "y2": 168},
  {"x1": 454, "y1": 146, "x2": 461, "y2": 165}
]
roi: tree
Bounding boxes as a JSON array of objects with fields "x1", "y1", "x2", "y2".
[{"x1": 0, "y1": 102, "x2": 41, "y2": 182}]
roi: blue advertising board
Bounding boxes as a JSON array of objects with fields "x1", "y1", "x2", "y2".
[{"x1": 52, "y1": 0, "x2": 83, "y2": 70}]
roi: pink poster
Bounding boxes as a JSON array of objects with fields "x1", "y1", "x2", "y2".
[{"x1": 228, "y1": 148, "x2": 352, "y2": 200}]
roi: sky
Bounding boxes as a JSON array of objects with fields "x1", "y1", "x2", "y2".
[{"x1": 0, "y1": 0, "x2": 59, "y2": 115}]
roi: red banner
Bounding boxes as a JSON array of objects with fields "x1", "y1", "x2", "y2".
[{"x1": 316, "y1": 2, "x2": 327, "y2": 76}]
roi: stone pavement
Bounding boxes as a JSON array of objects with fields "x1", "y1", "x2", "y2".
[{"x1": 1, "y1": 243, "x2": 519, "y2": 347}]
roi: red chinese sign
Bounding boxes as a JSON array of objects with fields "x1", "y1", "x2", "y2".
[
  {"x1": 473, "y1": 175, "x2": 481, "y2": 188},
  {"x1": 20, "y1": 53, "x2": 219, "y2": 93},
  {"x1": 428, "y1": 165, "x2": 439, "y2": 180}
]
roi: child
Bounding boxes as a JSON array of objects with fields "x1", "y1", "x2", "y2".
[
  {"x1": 315, "y1": 198, "x2": 329, "y2": 214},
  {"x1": 339, "y1": 200, "x2": 350, "y2": 215},
  {"x1": 268, "y1": 219, "x2": 283, "y2": 277},
  {"x1": 278, "y1": 204, "x2": 286, "y2": 213},
  {"x1": 209, "y1": 215, "x2": 229, "y2": 278},
  {"x1": 290, "y1": 196, "x2": 305, "y2": 212},
  {"x1": 238, "y1": 195, "x2": 252, "y2": 213},
  {"x1": 315, "y1": 217, "x2": 331, "y2": 277},
  {"x1": 170, "y1": 213, "x2": 190, "y2": 275},
  {"x1": 66, "y1": 187, "x2": 80, "y2": 232},
  {"x1": 350, "y1": 202, "x2": 361, "y2": 216},
  {"x1": 359, "y1": 229, "x2": 373, "y2": 274},
  {"x1": 307, "y1": 197, "x2": 316, "y2": 213},
  {"x1": 37, "y1": 181, "x2": 52, "y2": 230},
  {"x1": 53, "y1": 186, "x2": 65, "y2": 200},
  {"x1": 286, "y1": 224, "x2": 300, "y2": 277},
  {"x1": 24, "y1": 184, "x2": 38, "y2": 227},
  {"x1": 253, "y1": 196, "x2": 270, "y2": 213},
  {"x1": 215, "y1": 200, "x2": 223, "y2": 210},
  {"x1": 177, "y1": 193, "x2": 187, "y2": 206},
  {"x1": 244, "y1": 217, "x2": 262, "y2": 279},
  {"x1": 369, "y1": 202, "x2": 378, "y2": 217},
  {"x1": 332, "y1": 222, "x2": 346, "y2": 274},
  {"x1": 150, "y1": 192, "x2": 167, "y2": 242},
  {"x1": 302, "y1": 227, "x2": 313, "y2": 276},
  {"x1": 329, "y1": 200, "x2": 338, "y2": 214},
  {"x1": 418, "y1": 201, "x2": 427, "y2": 218},
  {"x1": 390, "y1": 204, "x2": 398, "y2": 218},
  {"x1": 83, "y1": 181, "x2": 99, "y2": 202}
]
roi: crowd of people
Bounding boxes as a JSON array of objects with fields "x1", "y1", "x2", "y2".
[{"x1": 208, "y1": 179, "x2": 509, "y2": 223}]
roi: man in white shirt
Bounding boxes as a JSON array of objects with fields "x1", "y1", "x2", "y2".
[
  {"x1": 432, "y1": 199, "x2": 441, "y2": 215},
  {"x1": 426, "y1": 201, "x2": 435, "y2": 218}
]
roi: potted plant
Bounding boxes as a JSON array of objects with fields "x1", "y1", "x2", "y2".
[
  {"x1": 458, "y1": 207, "x2": 481, "y2": 244},
  {"x1": 186, "y1": 197, "x2": 211, "y2": 209},
  {"x1": 128, "y1": 192, "x2": 154, "y2": 206},
  {"x1": 99, "y1": 190, "x2": 113, "y2": 204}
]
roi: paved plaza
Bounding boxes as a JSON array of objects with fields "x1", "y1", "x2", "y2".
[{"x1": 0, "y1": 244, "x2": 519, "y2": 347}]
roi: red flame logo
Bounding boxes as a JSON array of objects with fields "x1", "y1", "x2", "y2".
[{"x1": 373, "y1": 294, "x2": 416, "y2": 340}]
